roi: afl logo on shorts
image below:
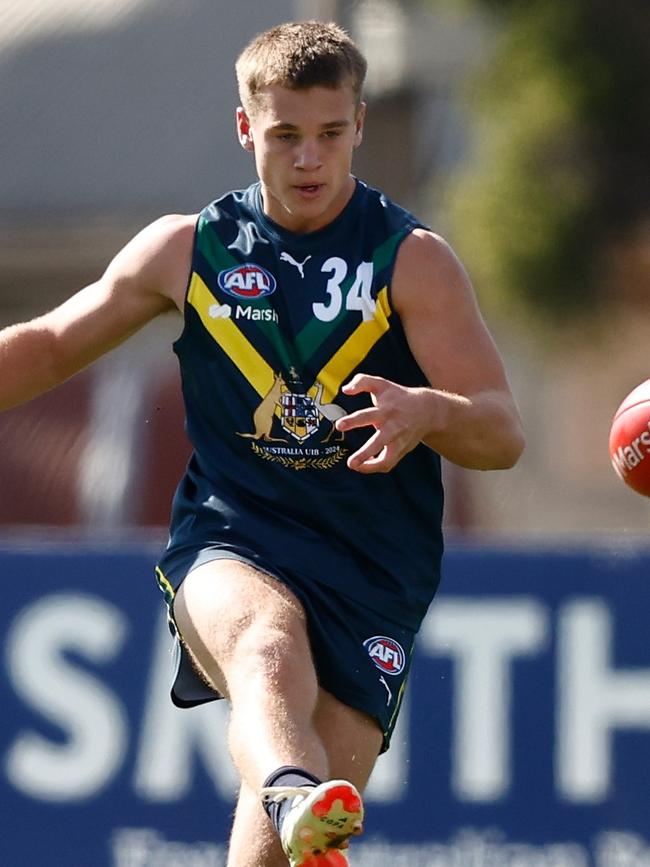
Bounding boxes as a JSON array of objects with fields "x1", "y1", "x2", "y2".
[
  {"x1": 218, "y1": 263, "x2": 276, "y2": 299},
  {"x1": 364, "y1": 635, "x2": 406, "y2": 676}
]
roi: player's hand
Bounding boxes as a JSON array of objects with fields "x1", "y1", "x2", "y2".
[{"x1": 336, "y1": 373, "x2": 436, "y2": 473}]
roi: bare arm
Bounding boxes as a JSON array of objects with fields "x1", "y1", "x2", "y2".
[
  {"x1": 0, "y1": 214, "x2": 196, "y2": 411},
  {"x1": 336, "y1": 229, "x2": 525, "y2": 472}
]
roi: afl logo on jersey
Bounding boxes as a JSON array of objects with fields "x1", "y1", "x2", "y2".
[
  {"x1": 364, "y1": 636, "x2": 406, "y2": 676},
  {"x1": 218, "y1": 263, "x2": 276, "y2": 299}
]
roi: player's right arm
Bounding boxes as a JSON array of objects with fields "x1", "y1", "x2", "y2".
[{"x1": 0, "y1": 213, "x2": 196, "y2": 412}]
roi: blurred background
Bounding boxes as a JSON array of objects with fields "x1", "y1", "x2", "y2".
[{"x1": 1, "y1": 1, "x2": 650, "y2": 865}]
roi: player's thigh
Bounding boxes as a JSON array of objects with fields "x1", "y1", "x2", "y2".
[
  {"x1": 172, "y1": 557, "x2": 309, "y2": 696},
  {"x1": 314, "y1": 688, "x2": 383, "y2": 791}
]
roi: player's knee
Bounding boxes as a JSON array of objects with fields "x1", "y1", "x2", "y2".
[{"x1": 232, "y1": 621, "x2": 313, "y2": 690}]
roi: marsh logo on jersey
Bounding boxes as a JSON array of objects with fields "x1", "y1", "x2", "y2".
[
  {"x1": 364, "y1": 636, "x2": 406, "y2": 676},
  {"x1": 218, "y1": 263, "x2": 276, "y2": 299}
]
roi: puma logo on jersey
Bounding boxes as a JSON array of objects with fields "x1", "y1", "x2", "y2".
[
  {"x1": 379, "y1": 675, "x2": 393, "y2": 706},
  {"x1": 280, "y1": 252, "x2": 312, "y2": 278}
]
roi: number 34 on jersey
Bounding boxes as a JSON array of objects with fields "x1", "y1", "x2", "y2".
[{"x1": 312, "y1": 257, "x2": 376, "y2": 323}]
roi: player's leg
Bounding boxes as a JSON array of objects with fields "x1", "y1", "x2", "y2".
[
  {"x1": 172, "y1": 557, "x2": 330, "y2": 790},
  {"x1": 313, "y1": 688, "x2": 383, "y2": 785},
  {"x1": 226, "y1": 688, "x2": 383, "y2": 867},
  {"x1": 226, "y1": 781, "x2": 287, "y2": 867}
]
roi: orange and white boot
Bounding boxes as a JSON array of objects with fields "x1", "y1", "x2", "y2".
[{"x1": 260, "y1": 779, "x2": 364, "y2": 867}]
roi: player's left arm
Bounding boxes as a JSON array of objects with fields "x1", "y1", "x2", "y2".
[{"x1": 336, "y1": 229, "x2": 525, "y2": 473}]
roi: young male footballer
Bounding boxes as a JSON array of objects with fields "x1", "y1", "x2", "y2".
[{"x1": 0, "y1": 21, "x2": 524, "y2": 867}]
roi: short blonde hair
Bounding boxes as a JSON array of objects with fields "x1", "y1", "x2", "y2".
[{"x1": 236, "y1": 21, "x2": 367, "y2": 114}]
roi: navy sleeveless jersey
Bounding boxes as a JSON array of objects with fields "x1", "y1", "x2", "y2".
[{"x1": 159, "y1": 180, "x2": 444, "y2": 630}]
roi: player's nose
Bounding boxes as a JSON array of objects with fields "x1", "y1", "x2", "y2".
[{"x1": 294, "y1": 139, "x2": 322, "y2": 170}]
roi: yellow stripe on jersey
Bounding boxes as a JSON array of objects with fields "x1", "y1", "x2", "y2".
[
  {"x1": 316, "y1": 286, "x2": 392, "y2": 401},
  {"x1": 187, "y1": 272, "x2": 275, "y2": 397},
  {"x1": 155, "y1": 566, "x2": 176, "y2": 606},
  {"x1": 386, "y1": 643, "x2": 414, "y2": 734}
]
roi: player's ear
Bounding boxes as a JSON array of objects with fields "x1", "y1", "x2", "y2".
[
  {"x1": 236, "y1": 107, "x2": 255, "y2": 152},
  {"x1": 353, "y1": 102, "x2": 366, "y2": 149}
]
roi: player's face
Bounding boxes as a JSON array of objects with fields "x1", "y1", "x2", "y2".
[{"x1": 237, "y1": 83, "x2": 365, "y2": 234}]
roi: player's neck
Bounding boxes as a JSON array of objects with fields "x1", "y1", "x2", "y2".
[{"x1": 261, "y1": 175, "x2": 357, "y2": 235}]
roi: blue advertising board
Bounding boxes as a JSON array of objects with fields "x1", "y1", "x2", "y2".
[{"x1": 2, "y1": 539, "x2": 650, "y2": 866}]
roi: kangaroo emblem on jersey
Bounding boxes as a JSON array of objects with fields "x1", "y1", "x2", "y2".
[
  {"x1": 240, "y1": 373, "x2": 349, "y2": 470},
  {"x1": 237, "y1": 373, "x2": 319, "y2": 444},
  {"x1": 312, "y1": 382, "x2": 345, "y2": 443},
  {"x1": 280, "y1": 252, "x2": 312, "y2": 278},
  {"x1": 237, "y1": 373, "x2": 288, "y2": 442}
]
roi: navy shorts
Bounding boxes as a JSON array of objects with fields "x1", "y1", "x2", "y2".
[{"x1": 155, "y1": 548, "x2": 416, "y2": 752}]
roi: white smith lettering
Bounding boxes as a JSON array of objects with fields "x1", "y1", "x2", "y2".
[
  {"x1": 611, "y1": 423, "x2": 650, "y2": 477},
  {"x1": 235, "y1": 305, "x2": 278, "y2": 323}
]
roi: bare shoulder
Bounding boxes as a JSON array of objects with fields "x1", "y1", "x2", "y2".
[
  {"x1": 105, "y1": 213, "x2": 198, "y2": 310},
  {"x1": 392, "y1": 228, "x2": 474, "y2": 318},
  {"x1": 130, "y1": 212, "x2": 197, "y2": 256},
  {"x1": 391, "y1": 227, "x2": 513, "y2": 396}
]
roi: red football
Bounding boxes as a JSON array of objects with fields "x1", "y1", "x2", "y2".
[{"x1": 609, "y1": 380, "x2": 650, "y2": 496}]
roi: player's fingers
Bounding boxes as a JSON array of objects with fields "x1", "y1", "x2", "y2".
[
  {"x1": 335, "y1": 406, "x2": 379, "y2": 432},
  {"x1": 341, "y1": 374, "x2": 387, "y2": 396},
  {"x1": 346, "y1": 430, "x2": 386, "y2": 471},
  {"x1": 348, "y1": 444, "x2": 399, "y2": 474}
]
